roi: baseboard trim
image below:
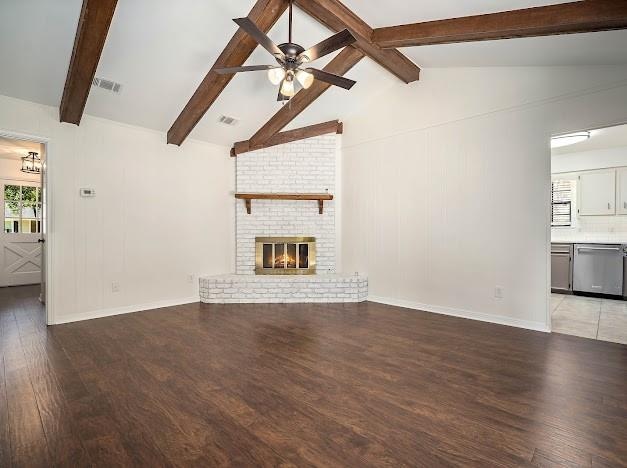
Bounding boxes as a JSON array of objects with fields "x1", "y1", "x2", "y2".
[
  {"x1": 52, "y1": 296, "x2": 199, "y2": 325},
  {"x1": 368, "y1": 295, "x2": 550, "y2": 333}
]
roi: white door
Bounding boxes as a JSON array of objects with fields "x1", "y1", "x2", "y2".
[
  {"x1": 616, "y1": 168, "x2": 627, "y2": 215},
  {"x1": 1, "y1": 181, "x2": 42, "y2": 286},
  {"x1": 577, "y1": 170, "x2": 616, "y2": 216}
]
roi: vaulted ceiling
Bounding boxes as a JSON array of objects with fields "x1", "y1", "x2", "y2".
[{"x1": 1, "y1": 0, "x2": 627, "y2": 147}]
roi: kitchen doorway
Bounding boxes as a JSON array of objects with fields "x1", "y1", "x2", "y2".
[{"x1": 549, "y1": 123, "x2": 627, "y2": 345}]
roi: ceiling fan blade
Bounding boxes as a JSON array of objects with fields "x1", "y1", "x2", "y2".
[
  {"x1": 214, "y1": 65, "x2": 279, "y2": 74},
  {"x1": 233, "y1": 17, "x2": 284, "y2": 58},
  {"x1": 303, "y1": 68, "x2": 356, "y2": 90},
  {"x1": 299, "y1": 29, "x2": 356, "y2": 63}
]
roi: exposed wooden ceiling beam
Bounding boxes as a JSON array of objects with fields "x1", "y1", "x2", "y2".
[
  {"x1": 293, "y1": 0, "x2": 420, "y2": 84},
  {"x1": 60, "y1": 0, "x2": 118, "y2": 125},
  {"x1": 372, "y1": 0, "x2": 627, "y2": 49},
  {"x1": 232, "y1": 120, "x2": 342, "y2": 156},
  {"x1": 167, "y1": 0, "x2": 288, "y2": 146},
  {"x1": 248, "y1": 46, "x2": 364, "y2": 148}
]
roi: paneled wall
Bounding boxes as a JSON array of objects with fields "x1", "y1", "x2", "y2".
[
  {"x1": 0, "y1": 94, "x2": 235, "y2": 324},
  {"x1": 342, "y1": 66, "x2": 627, "y2": 331}
]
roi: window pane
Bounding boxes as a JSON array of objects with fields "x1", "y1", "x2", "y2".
[
  {"x1": 551, "y1": 180, "x2": 574, "y2": 227},
  {"x1": 21, "y1": 219, "x2": 33, "y2": 233},
  {"x1": 4, "y1": 185, "x2": 20, "y2": 201},
  {"x1": 22, "y1": 205, "x2": 37, "y2": 218},
  {"x1": 5, "y1": 201, "x2": 19, "y2": 219},
  {"x1": 19, "y1": 219, "x2": 40, "y2": 233},
  {"x1": 22, "y1": 186, "x2": 37, "y2": 204},
  {"x1": 4, "y1": 219, "x2": 19, "y2": 233},
  {"x1": 36, "y1": 187, "x2": 41, "y2": 202}
]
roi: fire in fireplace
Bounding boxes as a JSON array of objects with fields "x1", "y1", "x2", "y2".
[{"x1": 255, "y1": 237, "x2": 316, "y2": 275}]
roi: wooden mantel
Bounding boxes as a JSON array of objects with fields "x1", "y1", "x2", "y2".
[{"x1": 235, "y1": 193, "x2": 333, "y2": 214}]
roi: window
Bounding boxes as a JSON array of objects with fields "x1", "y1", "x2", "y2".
[
  {"x1": 4, "y1": 184, "x2": 41, "y2": 233},
  {"x1": 551, "y1": 180, "x2": 573, "y2": 227}
]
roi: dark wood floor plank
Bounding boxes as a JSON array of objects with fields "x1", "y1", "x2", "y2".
[
  {"x1": 15, "y1": 335, "x2": 91, "y2": 465},
  {"x1": 1, "y1": 285, "x2": 626, "y2": 467},
  {"x1": 2, "y1": 310, "x2": 51, "y2": 467},
  {"x1": 108, "y1": 310, "x2": 368, "y2": 467},
  {"x1": 0, "y1": 359, "x2": 11, "y2": 467}
]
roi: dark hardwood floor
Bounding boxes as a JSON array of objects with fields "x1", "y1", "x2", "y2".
[{"x1": 1, "y1": 285, "x2": 626, "y2": 467}]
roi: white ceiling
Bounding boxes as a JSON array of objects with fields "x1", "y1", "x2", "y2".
[
  {"x1": 553, "y1": 123, "x2": 627, "y2": 156},
  {"x1": 0, "y1": 137, "x2": 41, "y2": 161},
  {"x1": 1, "y1": 0, "x2": 627, "y2": 147}
]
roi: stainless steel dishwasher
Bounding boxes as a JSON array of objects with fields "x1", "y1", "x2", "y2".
[{"x1": 573, "y1": 244, "x2": 624, "y2": 296}]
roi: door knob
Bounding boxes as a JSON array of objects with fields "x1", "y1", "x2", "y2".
[{"x1": 37, "y1": 239, "x2": 45, "y2": 243}]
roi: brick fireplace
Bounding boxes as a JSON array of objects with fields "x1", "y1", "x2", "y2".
[
  {"x1": 234, "y1": 134, "x2": 336, "y2": 275},
  {"x1": 199, "y1": 133, "x2": 367, "y2": 304}
]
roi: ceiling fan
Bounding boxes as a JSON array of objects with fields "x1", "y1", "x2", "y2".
[{"x1": 215, "y1": 0, "x2": 357, "y2": 101}]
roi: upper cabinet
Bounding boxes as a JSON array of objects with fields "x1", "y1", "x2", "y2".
[
  {"x1": 617, "y1": 168, "x2": 627, "y2": 215},
  {"x1": 577, "y1": 170, "x2": 615, "y2": 216}
]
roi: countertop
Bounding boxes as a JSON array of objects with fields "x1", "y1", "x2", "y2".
[{"x1": 552, "y1": 239, "x2": 627, "y2": 244}]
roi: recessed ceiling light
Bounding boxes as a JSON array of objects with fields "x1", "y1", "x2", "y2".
[{"x1": 551, "y1": 131, "x2": 590, "y2": 149}]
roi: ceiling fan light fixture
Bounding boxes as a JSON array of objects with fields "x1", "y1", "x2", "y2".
[
  {"x1": 296, "y1": 70, "x2": 314, "y2": 89},
  {"x1": 267, "y1": 67, "x2": 286, "y2": 85},
  {"x1": 280, "y1": 77, "x2": 295, "y2": 97}
]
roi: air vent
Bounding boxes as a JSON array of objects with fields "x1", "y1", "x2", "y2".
[
  {"x1": 92, "y1": 77, "x2": 122, "y2": 93},
  {"x1": 218, "y1": 115, "x2": 239, "y2": 126}
]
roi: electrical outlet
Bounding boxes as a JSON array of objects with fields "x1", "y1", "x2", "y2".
[
  {"x1": 187, "y1": 274, "x2": 194, "y2": 284},
  {"x1": 494, "y1": 286, "x2": 504, "y2": 299},
  {"x1": 112, "y1": 282, "x2": 120, "y2": 293}
]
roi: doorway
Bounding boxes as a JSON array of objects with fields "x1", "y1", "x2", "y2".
[
  {"x1": 0, "y1": 131, "x2": 49, "y2": 324},
  {"x1": 549, "y1": 123, "x2": 627, "y2": 345}
]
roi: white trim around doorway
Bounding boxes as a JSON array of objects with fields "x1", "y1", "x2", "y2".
[{"x1": 0, "y1": 129, "x2": 53, "y2": 325}]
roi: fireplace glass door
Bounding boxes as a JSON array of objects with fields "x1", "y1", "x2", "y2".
[{"x1": 256, "y1": 237, "x2": 316, "y2": 275}]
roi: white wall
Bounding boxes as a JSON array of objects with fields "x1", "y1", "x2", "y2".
[
  {"x1": 342, "y1": 66, "x2": 627, "y2": 331},
  {"x1": 552, "y1": 146, "x2": 627, "y2": 173},
  {"x1": 0, "y1": 94, "x2": 234, "y2": 324}
]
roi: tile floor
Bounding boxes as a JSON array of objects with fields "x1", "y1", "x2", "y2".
[{"x1": 551, "y1": 293, "x2": 627, "y2": 344}]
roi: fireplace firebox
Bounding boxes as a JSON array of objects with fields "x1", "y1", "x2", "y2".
[{"x1": 255, "y1": 237, "x2": 316, "y2": 275}]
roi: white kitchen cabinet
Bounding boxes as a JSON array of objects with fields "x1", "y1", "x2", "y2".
[
  {"x1": 577, "y1": 170, "x2": 616, "y2": 216},
  {"x1": 617, "y1": 168, "x2": 627, "y2": 215}
]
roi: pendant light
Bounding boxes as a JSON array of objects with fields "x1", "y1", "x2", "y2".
[{"x1": 21, "y1": 152, "x2": 42, "y2": 174}]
